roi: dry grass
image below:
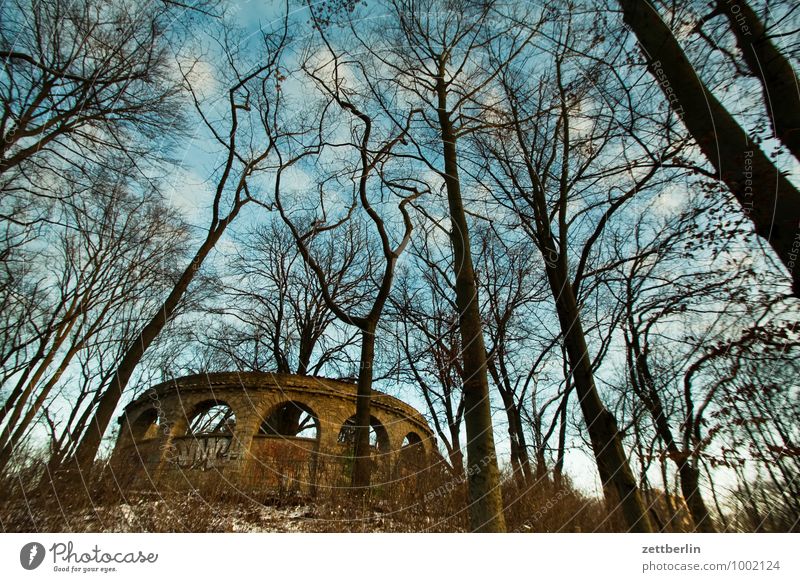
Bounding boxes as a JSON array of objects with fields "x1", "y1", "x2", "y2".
[{"x1": 2, "y1": 455, "x2": 788, "y2": 532}]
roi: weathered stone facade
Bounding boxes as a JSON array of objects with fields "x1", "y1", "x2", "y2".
[{"x1": 111, "y1": 372, "x2": 435, "y2": 493}]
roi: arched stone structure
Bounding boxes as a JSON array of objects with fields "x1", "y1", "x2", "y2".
[{"x1": 112, "y1": 372, "x2": 436, "y2": 493}]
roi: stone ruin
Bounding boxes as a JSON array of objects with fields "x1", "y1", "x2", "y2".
[{"x1": 111, "y1": 372, "x2": 436, "y2": 493}]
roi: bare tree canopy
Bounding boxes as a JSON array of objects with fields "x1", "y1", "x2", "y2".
[{"x1": 0, "y1": 0, "x2": 797, "y2": 538}]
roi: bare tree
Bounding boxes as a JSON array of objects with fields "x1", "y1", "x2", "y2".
[
  {"x1": 389, "y1": 228, "x2": 468, "y2": 478},
  {"x1": 474, "y1": 224, "x2": 552, "y2": 485},
  {"x1": 0, "y1": 180, "x2": 188, "y2": 474},
  {"x1": 607, "y1": 182, "x2": 798, "y2": 532},
  {"x1": 713, "y1": 350, "x2": 800, "y2": 532},
  {"x1": 0, "y1": 0, "x2": 191, "y2": 198},
  {"x1": 339, "y1": 0, "x2": 545, "y2": 531},
  {"x1": 691, "y1": 0, "x2": 800, "y2": 162},
  {"x1": 617, "y1": 0, "x2": 800, "y2": 295},
  {"x1": 470, "y1": 8, "x2": 705, "y2": 528},
  {"x1": 274, "y1": 22, "x2": 422, "y2": 488},
  {"x1": 614, "y1": 212, "x2": 732, "y2": 532},
  {"x1": 198, "y1": 220, "x2": 361, "y2": 375},
  {"x1": 65, "y1": 19, "x2": 305, "y2": 476}
]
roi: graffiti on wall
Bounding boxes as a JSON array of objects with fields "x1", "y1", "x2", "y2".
[{"x1": 169, "y1": 436, "x2": 232, "y2": 470}]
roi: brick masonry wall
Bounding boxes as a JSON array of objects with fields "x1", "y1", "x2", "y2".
[{"x1": 112, "y1": 372, "x2": 436, "y2": 492}]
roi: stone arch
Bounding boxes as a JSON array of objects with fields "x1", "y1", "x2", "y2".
[
  {"x1": 114, "y1": 372, "x2": 437, "y2": 490},
  {"x1": 171, "y1": 400, "x2": 237, "y2": 470},
  {"x1": 338, "y1": 415, "x2": 390, "y2": 453},
  {"x1": 186, "y1": 400, "x2": 236, "y2": 436},
  {"x1": 127, "y1": 407, "x2": 160, "y2": 442},
  {"x1": 402, "y1": 431, "x2": 423, "y2": 449},
  {"x1": 398, "y1": 431, "x2": 426, "y2": 466},
  {"x1": 258, "y1": 400, "x2": 320, "y2": 441}
]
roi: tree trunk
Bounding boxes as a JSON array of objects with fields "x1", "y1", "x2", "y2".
[
  {"x1": 715, "y1": 0, "x2": 800, "y2": 161},
  {"x1": 678, "y1": 461, "x2": 716, "y2": 533},
  {"x1": 619, "y1": 0, "x2": 800, "y2": 295},
  {"x1": 350, "y1": 324, "x2": 375, "y2": 489},
  {"x1": 297, "y1": 330, "x2": 313, "y2": 376},
  {"x1": 0, "y1": 316, "x2": 76, "y2": 435},
  {"x1": 703, "y1": 459, "x2": 730, "y2": 531},
  {"x1": 627, "y1": 330, "x2": 717, "y2": 532},
  {"x1": 67, "y1": 221, "x2": 234, "y2": 474},
  {"x1": 447, "y1": 422, "x2": 465, "y2": 479},
  {"x1": 0, "y1": 330, "x2": 53, "y2": 427},
  {"x1": 436, "y1": 65, "x2": 506, "y2": 532},
  {"x1": 489, "y1": 362, "x2": 532, "y2": 486},
  {"x1": 554, "y1": 388, "x2": 569, "y2": 488},
  {"x1": 546, "y1": 262, "x2": 653, "y2": 532},
  {"x1": 515, "y1": 411, "x2": 535, "y2": 484},
  {"x1": 0, "y1": 339, "x2": 85, "y2": 472}
]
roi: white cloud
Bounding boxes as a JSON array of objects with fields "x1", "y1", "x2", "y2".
[
  {"x1": 163, "y1": 168, "x2": 215, "y2": 225},
  {"x1": 652, "y1": 184, "x2": 684, "y2": 217},
  {"x1": 172, "y1": 55, "x2": 219, "y2": 98}
]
